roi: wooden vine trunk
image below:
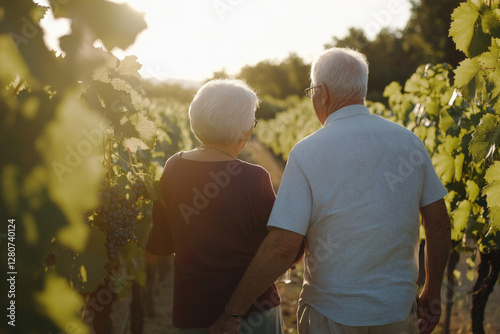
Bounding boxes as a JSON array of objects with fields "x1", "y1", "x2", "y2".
[
  {"x1": 88, "y1": 280, "x2": 117, "y2": 334},
  {"x1": 130, "y1": 281, "x2": 144, "y2": 334},
  {"x1": 443, "y1": 248, "x2": 459, "y2": 334},
  {"x1": 471, "y1": 249, "x2": 500, "y2": 334}
]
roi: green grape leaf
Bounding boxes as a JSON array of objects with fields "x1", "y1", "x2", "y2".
[
  {"x1": 454, "y1": 153, "x2": 465, "y2": 181},
  {"x1": 58, "y1": 24, "x2": 109, "y2": 83},
  {"x1": 413, "y1": 126, "x2": 428, "y2": 143},
  {"x1": 53, "y1": 225, "x2": 109, "y2": 293},
  {"x1": 109, "y1": 56, "x2": 144, "y2": 108},
  {"x1": 117, "y1": 55, "x2": 142, "y2": 80},
  {"x1": 92, "y1": 50, "x2": 121, "y2": 83},
  {"x1": 425, "y1": 98, "x2": 439, "y2": 117},
  {"x1": 87, "y1": 1, "x2": 147, "y2": 51},
  {"x1": 439, "y1": 109, "x2": 456, "y2": 133},
  {"x1": 404, "y1": 74, "x2": 429, "y2": 95},
  {"x1": 454, "y1": 58, "x2": 482, "y2": 101},
  {"x1": 116, "y1": 173, "x2": 131, "y2": 199},
  {"x1": 451, "y1": 200, "x2": 472, "y2": 240},
  {"x1": 424, "y1": 127, "x2": 437, "y2": 153},
  {"x1": 153, "y1": 165, "x2": 164, "y2": 181},
  {"x1": 450, "y1": 1, "x2": 491, "y2": 58},
  {"x1": 466, "y1": 179, "x2": 481, "y2": 202},
  {"x1": 129, "y1": 113, "x2": 158, "y2": 149},
  {"x1": 120, "y1": 242, "x2": 147, "y2": 286},
  {"x1": 432, "y1": 151, "x2": 455, "y2": 184},
  {"x1": 87, "y1": 81, "x2": 128, "y2": 128},
  {"x1": 444, "y1": 135, "x2": 461, "y2": 154},
  {"x1": 36, "y1": 273, "x2": 89, "y2": 334},
  {"x1": 483, "y1": 161, "x2": 500, "y2": 207},
  {"x1": 488, "y1": 207, "x2": 500, "y2": 233},
  {"x1": 489, "y1": 66, "x2": 500, "y2": 100},
  {"x1": 478, "y1": 40, "x2": 500, "y2": 68},
  {"x1": 383, "y1": 81, "x2": 403, "y2": 109},
  {"x1": 30, "y1": 5, "x2": 49, "y2": 24},
  {"x1": 51, "y1": 0, "x2": 147, "y2": 51},
  {"x1": 477, "y1": 39, "x2": 500, "y2": 99},
  {"x1": 123, "y1": 137, "x2": 148, "y2": 153},
  {"x1": 37, "y1": 90, "x2": 105, "y2": 251},
  {"x1": 142, "y1": 177, "x2": 156, "y2": 201},
  {"x1": 469, "y1": 113, "x2": 500, "y2": 162},
  {"x1": 0, "y1": 35, "x2": 30, "y2": 86},
  {"x1": 482, "y1": 8, "x2": 500, "y2": 37}
]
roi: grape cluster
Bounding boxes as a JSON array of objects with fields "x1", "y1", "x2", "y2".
[
  {"x1": 132, "y1": 179, "x2": 150, "y2": 200},
  {"x1": 96, "y1": 184, "x2": 139, "y2": 262}
]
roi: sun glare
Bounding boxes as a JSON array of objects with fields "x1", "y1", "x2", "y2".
[{"x1": 36, "y1": 0, "x2": 412, "y2": 82}]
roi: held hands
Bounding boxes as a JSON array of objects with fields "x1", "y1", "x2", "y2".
[
  {"x1": 208, "y1": 313, "x2": 241, "y2": 334},
  {"x1": 417, "y1": 291, "x2": 442, "y2": 334}
]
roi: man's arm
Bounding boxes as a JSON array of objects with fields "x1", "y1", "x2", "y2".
[
  {"x1": 208, "y1": 227, "x2": 304, "y2": 334},
  {"x1": 418, "y1": 198, "x2": 451, "y2": 334}
]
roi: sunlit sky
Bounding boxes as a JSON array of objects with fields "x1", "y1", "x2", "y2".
[{"x1": 39, "y1": 0, "x2": 412, "y2": 83}]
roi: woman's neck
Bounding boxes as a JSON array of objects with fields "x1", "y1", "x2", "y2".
[{"x1": 198, "y1": 144, "x2": 236, "y2": 160}]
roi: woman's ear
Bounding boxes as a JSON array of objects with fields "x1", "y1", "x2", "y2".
[{"x1": 236, "y1": 127, "x2": 253, "y2": 152}]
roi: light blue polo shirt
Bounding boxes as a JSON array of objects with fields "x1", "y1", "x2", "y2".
[{"x1": 267, "y1": 104, "x2": 448, "y2": 326}]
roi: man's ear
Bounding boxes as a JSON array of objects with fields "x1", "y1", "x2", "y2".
[{"x1": 321, "y1": 83, "x2": 329, "y2": 107}]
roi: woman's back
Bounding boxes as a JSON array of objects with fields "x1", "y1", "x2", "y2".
[{"x1": 146, "y1": 153, "x2": 280, "y2": 328}]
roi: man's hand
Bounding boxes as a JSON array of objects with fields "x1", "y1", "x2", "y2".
[
  {"x1": 417, "y1": 291, "x2": 442, "y2": 334},
  {"x1": 208, "y1": 313, "x2": 241, "y2": 334},
  {"x1": 209, "y1": 228, "x2": 303, "y2": 334}
]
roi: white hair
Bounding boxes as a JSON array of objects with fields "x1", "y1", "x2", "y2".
[
  {"x1": 189, "y1": 79, "x2": 259, "y2": 145},
  {"x1": 311, "y1": 47, "x2": 369, "y2": 101}
]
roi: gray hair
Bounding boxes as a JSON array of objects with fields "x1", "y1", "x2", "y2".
[
  {"x1": 311, "y1": 47, "x2": 369, "y2": 101},
  {"x1": 189, "y1": 79, "x2": 259, "y2": 145}
]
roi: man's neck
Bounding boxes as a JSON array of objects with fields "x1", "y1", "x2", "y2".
[{"x1": 327, "y1": 97, "x2": 365, "y2": 116}]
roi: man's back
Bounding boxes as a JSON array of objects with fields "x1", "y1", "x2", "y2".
[{"x1": 267, "y1": 105, "x2": 448, "y2": 326}]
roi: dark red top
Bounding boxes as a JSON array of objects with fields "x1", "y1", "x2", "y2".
[{"x1": 146, "y1": 153, "x2": 281, "y2": 328}]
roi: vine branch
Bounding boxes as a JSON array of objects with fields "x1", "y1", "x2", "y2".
[
  {"x1": 127, "y1": 147, "x2": 138, "y2": 175},
  {"x1": 107, "y1": 139, "x2": 112, "y2": 182},
  {"x1": 111, "y1": 152, "x2": 135, "y2": 167},
  {"x1": 13, "y1": 80, "x2": 25, "y2": 95}
]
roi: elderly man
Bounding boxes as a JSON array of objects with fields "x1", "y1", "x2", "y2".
[{"x1": 209, "y1": 48, "x2": 450, "y2": 334}]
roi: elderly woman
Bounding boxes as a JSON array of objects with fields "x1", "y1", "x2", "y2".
[{"x1": 144, "y1": 79, "x2": 284, "y2": 333}]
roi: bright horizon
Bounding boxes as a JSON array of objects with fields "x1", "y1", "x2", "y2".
[{"x1": 39, "y1": 0, "x2": 412, "y2": 83}]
